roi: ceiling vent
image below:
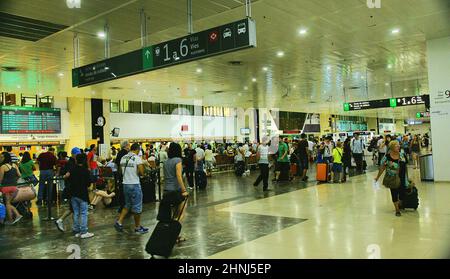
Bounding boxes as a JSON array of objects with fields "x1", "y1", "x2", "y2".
[
  {"x1": 0, "y1": 12, "x2": 68, "y2": 42},
  {"x1": 108, "y1": 87, "x2": 124, "y2": 90},
  {"x1": 212, "y1": 90, "x2": 226, "y2": 94}
]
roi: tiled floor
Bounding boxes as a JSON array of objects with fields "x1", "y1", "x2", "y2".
[{"x1": 1, "y1": 163, "x2": 449, "y2": 259}]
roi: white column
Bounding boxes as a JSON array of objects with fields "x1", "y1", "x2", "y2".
[{"x1": 426, "y1": 37, "x2": 450, "y2": 182}]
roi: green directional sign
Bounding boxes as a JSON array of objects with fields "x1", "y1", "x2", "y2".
[
  {"x1": 343, "y1": 103, "x2": 350, "y2": 112},
  {"x1": 72, "y1": 18, "x2": 256, "y2": 87},
  {"x1": 416, "y1": 112, "x2": 421, "y2": 118},
  {"x1": 389, "y1": 98, "x2": 397, "y2": 107},
  {"x1": 142, "y1": 46, "x2": 153, "y2": 70}
]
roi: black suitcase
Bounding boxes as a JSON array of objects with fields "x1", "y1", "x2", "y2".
[
  {"x1": 141, "y1": 175, "x2": 156, "y2": 203},
  {"x1": 146, "y1": 197, "x2": 188, "y2": 258},
  {"x1": 235, "y1": 161, "x2": 245, "y2": 177},
  {"x1": 195, "y1": 170, "x2": 207, "y2": 189},
  {"x1": 401, "y1": 186, "x2": 419, "y2": 210}
]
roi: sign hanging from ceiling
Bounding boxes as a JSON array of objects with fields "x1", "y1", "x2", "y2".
[
  {"x1": 72, "y1": 18, "x2": 256, "y2": 87},
  {"x1": 343, "y1": 95, "x2": 429, "y2": 111}
]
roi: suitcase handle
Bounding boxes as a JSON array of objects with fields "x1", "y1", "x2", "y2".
[{"x1": 172, "y1": 195, "x2": 188, "y2": 221}]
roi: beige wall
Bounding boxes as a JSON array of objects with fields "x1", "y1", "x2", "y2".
[
  {"x1": 395, "y1": 120, "x2": 405, "y2": 134},
  {"x1": 67, "y1": 97, "x2": 89, "y2": 151},
  {"x1": 320, "y1": 113, "x2": 332, "y2": 135},
  {"x1": 367, "y1": 117, "x2": 377, "y2": 132}
]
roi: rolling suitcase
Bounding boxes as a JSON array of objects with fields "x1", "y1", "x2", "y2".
[
  {"x1": 195, "y1": 170, "x2": 207, "y2": 189},
  {"x1": 141, "y1": 175, "x2": 156, "y2": 203},
  {"x1": 290, "y1": 164, "x2": 298, "y2": 177},
  {"x1": 146, "y1": 196, "x2": 188, "y2": 258},
  {"x1": 316, "y1": 163, "x2": 329, "y2": 182},
  {"x1": 401, "y1": 186, "x2": 419, "y2": 210}
]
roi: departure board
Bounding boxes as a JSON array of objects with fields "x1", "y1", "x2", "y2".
[{"x1": 0, "y1": 106, "x2": 61, "y2": 134}]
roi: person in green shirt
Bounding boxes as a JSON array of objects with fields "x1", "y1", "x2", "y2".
[
  {"x1": 332, "y1": 142, "x2": 344, "y2": 183},
  {"x1": 19, "y1": 152, "x2": 37, "y2": 184},
  {"x1": 274, "y1": 137, "x2": 290, "y2": 182}
]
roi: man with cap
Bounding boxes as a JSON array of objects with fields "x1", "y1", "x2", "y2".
[{"x1": 54, "y1": 147, "x2": 82, "y2": 232}]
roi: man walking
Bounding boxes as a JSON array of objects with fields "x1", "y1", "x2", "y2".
[{"x1": 114, "y1": 143, "x2": 148, "y2": 234}]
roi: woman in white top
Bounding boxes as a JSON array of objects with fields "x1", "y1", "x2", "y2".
[{"x1": 253, "y1": 139, "x2": 270, "y2": 191}]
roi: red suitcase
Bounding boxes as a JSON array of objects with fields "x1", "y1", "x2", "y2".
[{"x1": 316, "y1": 163, "x2": 329, "y2": 182}]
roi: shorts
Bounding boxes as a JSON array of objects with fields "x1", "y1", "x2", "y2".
[
  {"x1": 123, "y1": 184, "x2": 143, "y2": 214},
  {"x1": 299, "y1": 157, "x2": 309, "y2": 170},
  {"x1": 332, "y1": 163, "x2": 343, "y2": 173}
]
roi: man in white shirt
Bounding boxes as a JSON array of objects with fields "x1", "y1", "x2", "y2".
[
  {"x1": 114, "y1": 143, "x2": 148, "y2": 234},
  {"x1": 351, "y1": 133, "x2": 365, "y2": 174}
]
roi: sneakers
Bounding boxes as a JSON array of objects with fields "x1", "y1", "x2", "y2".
[
  {"x1": 74, "y1": 233, "x2": 81, "y2": 238},
  {"x1": 80, "y1": 232, "x2": 95, "y2": 239},
  {"x1": 114, "y1": 221, "x2": 124, "y2": 232},
  {"x1": 55, "y1": 219, "x2": 65, "y2": 232},
  {"x1": 88, "y1": 205, "x2": 95, "y2": 211},
  {"x1": 135, "y1": 226, "x2": 149, "y2": 234}
]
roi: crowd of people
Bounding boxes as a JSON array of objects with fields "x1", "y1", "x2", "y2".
[{"x1": 0, "y1": 131, "x2": 429, "y2": 237}]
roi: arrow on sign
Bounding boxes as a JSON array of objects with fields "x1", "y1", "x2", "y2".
[{"x1": 145, "y1": 50, "x2": 151, "y2": 60}]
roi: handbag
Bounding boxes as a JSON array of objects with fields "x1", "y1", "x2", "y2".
[{"x1": 382, "y1": 174, "x2": 401, "y2": 189}]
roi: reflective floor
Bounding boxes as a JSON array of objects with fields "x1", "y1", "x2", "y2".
[{"x1": 1, "y1": 161, "x2": 449, "y2": 259}]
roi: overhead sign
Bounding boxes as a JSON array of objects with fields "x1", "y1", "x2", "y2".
[
  {"x1": 73, "y1": 18, "x2": 256, "y2": 87},
  {"x1": 416, "y1": 112, "x2": 430, "y2": 118},
  {"x1": 343, "y1": 95, "x2": 429, "y2": 111}
]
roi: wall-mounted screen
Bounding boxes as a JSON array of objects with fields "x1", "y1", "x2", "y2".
[{"x1": 0, "y1": 106, "x2": 61, "y2": 134}]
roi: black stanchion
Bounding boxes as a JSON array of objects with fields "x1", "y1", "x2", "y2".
[
  {"x1": 157, "y1": 167, "x2": 161, "y2": 202},
  {"x1": 42, "y1": 179, "x2": 55, "y2": 221}
]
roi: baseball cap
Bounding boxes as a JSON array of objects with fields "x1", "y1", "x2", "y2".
[{"x1": 71, "y1": 147, "x2": 81, "y2": 155}]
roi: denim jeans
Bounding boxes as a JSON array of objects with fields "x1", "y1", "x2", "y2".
[
  {"x1": 71, "y1": 197, "x2": 88, "y2": 234},
  {"x1": 38, "y1": 169, "x2": 54, "y2": 202}
]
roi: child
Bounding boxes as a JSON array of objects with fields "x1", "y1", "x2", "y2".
[
  {"x1": 332, "y1": 142, "x2": 344, "y2": 183},
  {"x1": 64, "y1": 153, "x2": 94, "y2": 239}
]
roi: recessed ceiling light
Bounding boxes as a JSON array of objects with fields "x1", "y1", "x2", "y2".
[
  {"x1": 97, "y1": 31, "x2": 106, "y2": 39},
  {"x1": 385, "y1": 83, "x2": 390, "y2": 86},
  {"x1": 276, "y1": 51, "x2": 284, "y2": 57},
  {"x1": 252, "y1": 78, "x2": 257, "y2": 82},
  {"x1": 137, "y1": 81, "x2": 141, "y2": 85},
  {"x1": 391, "y1": 28, "x2": 400, "y2": 34},
  {"x1": 38, "y1": 93, "x2": 43, "y2": 96},
  {"x1": 293, "y1": 85, "x2": 297, "y2": 89},
  {"x1": 262, "y1": 67, "x2": 268, "y2": 71},
  {"x1": 17, "y1": 85, "x2": 21, "y2": 89},
  {"x1": 326, "y1": 66, "x2": 331, "y2": 70},
  {"x1": 387, "y1": 64, "x2": 393, "y2": 69},
  {"x1": 299, "y1": 28, "x2": 308, "y2": 35},
  {"x1": 105, "y1": 67, "x2": 109, "y2": 70},
  {"x1": 196, "y1": 68, "x2": 202, "y2": 73},
  {"x1": 244, "y1": 86, "x2": 248, "y2": 90},
  {"x1": 404, "y1": 88, "x2": 408, "y2": 91},
  {"x1": 58, "y1": 72, "x2": 64, "y2": 77}
]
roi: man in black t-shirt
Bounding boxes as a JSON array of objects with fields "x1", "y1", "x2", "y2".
[
  {"x1": 183, "y1": 143, "x2": 196, "y2": 189},
  {"x1": 297, "y1": 134, "x2": 310, "y2": 182}
]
